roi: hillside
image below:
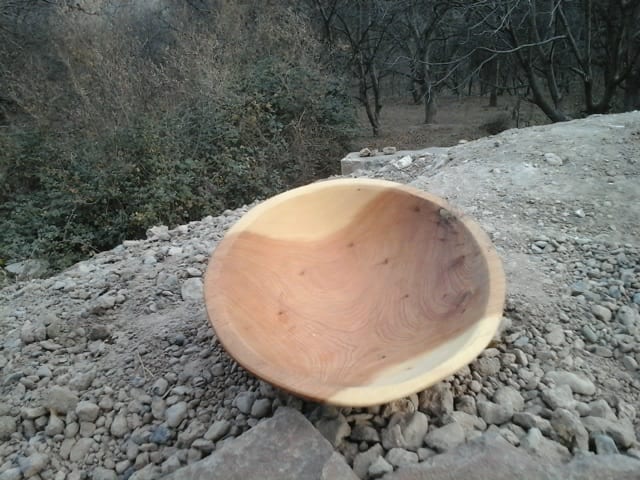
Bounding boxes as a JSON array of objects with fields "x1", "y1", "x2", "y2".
[{"x1": 0, "y1": 112, "x2": 639, "y2": 479}]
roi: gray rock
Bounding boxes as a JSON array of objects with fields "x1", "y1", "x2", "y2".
[
  {"x1": 401, "y1": 411, "x2": 429, "y2": 450},
  {"x1": 92, "y1": 467, "x2": 118, "y2": 480},
  {"x1": 151, "y1": 378, "x2": 169, "y2": 396},
  {"x1": 110, "y1": 412, "x2": 128, "y2": 437},
  {"x1": 166, "y1": 401, "x2": 188, "y2": 428},
  {"x1": 593, "y1": 434, "x2": 619, "y2": 454},
  {"x1": 45, "y1": 412, "x2": 65, "y2": 437},
  {"x1": 21, "y1": 406, "x2": 47, "y2": 419},
  {"x1": 581, "y1": 326, "x2": 598, "y2": 343},
  {"x1": 541, "y1": 384, "x2": 575, "y2": 409},
  {"x1": 70, "y1": 437, "x2": 96, "y2": 463},
  {"x1": 520, "y1": 427, "x2": 571, "y2": 463},
  {"x1": 234, "y1": 392, "x2": 257, "y2": 415},
  {"x1": 150, "y1": 424, "x2": 172, "y2": 445},
  {"x1": 454, "y1": 395, "x2": 477, "y2": 415},
  {"x1": 587, "y1": 399, "x2": 616, "y2": 419},
  {"x1": 591, "y1": 305, "x2": 612, "y2": 322},
  {"x1": 385, "y1": 448, "x2": 419, "y2": 467},
  {"x1": 419, "y1": 383, "x2": 454, "y2": 417},
  {"x1": 204, "y1": 420, "x2": 231, "y2": 442},
  {"x1": 581, "y1": 416, "x2": 635, "y2": 448},
  {"x1": 18, "y1": 453, "x2": 49, "y2": 478},
  {"x1": 181, "y1": 278, "x2": 204, "y2": 302},
  {"x1": 424, "y1": 422, "x2": 465, "y2": 452},
  {"x1": 544, "y1": 370, "x2": 596, "y2": 395},
  {"x1": 316, "y1": 413, "x2": 351, "y2": 447},
  {"x1": 250, "y1": 398, "x2": 271, "y2": 419},
  {"x1": 369, "y1": 456, "x2": 393, "y2": 478},
  {"x1": 0, "y1": 468, "x2": 21, "y2": 480},
  {"x1": 76, "y1": 401, "x2": 100, "y2": 422},
  {"x1": 477, "y1": 400, "x2": 513, "y2": 425},
  {"x1": 544, "y1": 152, "x2": 564, "y2": 165},
  {"x1": 350, "y1": 424, "x2": 380, "y2": 443},
  {"x1": 0, "y1": 415, "x2": 17, "y2": 440},
  {"x1": 474, "y1": 357, "x2": 501, "y2": 376},
  {"x1": 6, "y1": 259, "x2": 48, "y2": 279},
  {"x1": 551, "y1": 408, "x2": 589, "y2": 452},
  {"x1": 616, "y1": 306, "x2": 639, "y2": 328},
  {"x1": 545, "y1": 326, "x2": 565, "y2": 346},
  {"x1": 512, "y1": 412, "x2": 552, "y2": 435},
  {"x1": 493, "y1": 386, "x2": 524, "y2": 412},
  {"x1": 162, "y1": 408, "x2": 358, "y2": 480},
  {"x1": 353, "y1": 444, "x2": 383, "y2": 479}
]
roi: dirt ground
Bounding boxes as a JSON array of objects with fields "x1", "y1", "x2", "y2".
[{"x1": 351, "y1": 94, "x2": 549, "y2": 151}]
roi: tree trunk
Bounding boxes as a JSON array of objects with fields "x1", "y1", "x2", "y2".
[
  {"x1": 623, "y1": 69, "x2": 640, "y2": 111},
  {"x1": 424, "y1": 88, "x2": 437, "y2": 124},
  {"x1": 489, "y1": 57, "x2": 499, "y2": 107}
]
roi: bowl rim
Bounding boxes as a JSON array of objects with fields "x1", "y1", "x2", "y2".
[{"x1": 204, "y1": 178, "x2": 506, "y2": 406}]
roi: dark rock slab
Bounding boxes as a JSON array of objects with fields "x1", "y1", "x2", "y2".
[{"x1": 161, "y1": 407, "x2": 358, "y2": 480}]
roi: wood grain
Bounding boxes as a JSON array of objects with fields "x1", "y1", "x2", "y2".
[{"x1": 204, "y1": 179, "x2": 505, "y2": 406}]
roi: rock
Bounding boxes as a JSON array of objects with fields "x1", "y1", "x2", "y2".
[
  {"x1": 591, "y1": 305, "x2": 612, "y2": 322},
  {"x1": 110, "y1": 412, "x2": 128, "y2": 437},
  {"x1": 616, "y1": 306, "x2": 639, "y2": 328},
  {"x1": 162, "y1": 408, "x2": 358, "y2": 480},
  {"x1": 92, "y1": 467, "x2": 118, "y2": 480},
  {"x1": 76, "y1": 401, "x2": 100, "y2": 422},
  {"x1": 21, "y1": 406, "x2": 47, "y2": 419},
  {"x1": 0, "y1": 415, "x2": 17, "y2": 440},
  {"x1": 87, "y1": 325, "x2": 111, "y2": 341},
  {"x1": 544, "y1": 153, "x2": 564, "y2": 165},
  {"x1": 386, "y1": 448, "x2": 419, "y2": 467},
  {"x1": 45, "y1": 413, "x2": 65, "y2": 437},
  {"x1": 250, "y1": 398, "x2": 271, "y2": 419},
  {"x1": 541, "y1": 385, "x2": 575, "y2": 409},
  {"x1": 18, "y1": 453, "x2": 49, "y2": 478},
  {"x1": 392, "y1": 155, "x2": 413, "y2": 169},
  {"x1": 353, "y1": 444, "x2": 383, "y2": 479},
  {"x1": 316, "y1": 413, "x2": 351, "y2": 447},
  {"x1": 581, "y1": 325, "x2": 598, "y2": 343},
  {"x1": 493, "y1": 386, "x2": 524, "y2": 412},
  {"x1": 477, "y1": 400, "x2": 513, "y2": 425},
  {"x1": 401, "y1": 411, "x2": 429, "y2": 450},
  {"x1": 70, "y1": 437, "x2": 96, "y2": 463},
  {"x1": 151, "y1": 378, "x2": 169, "y2": 396},
  {"x1": 0, "y1": 468, "x2": 21, "y2": 480},
  {"x1": 474, "y1": 357, "x2": 501, "y2": 376},
  {"x1": 6, "y1": 259, "x2": 48, "y2": 279},
  {"x1": 233, "y1": 392, "x2": 257, "y2": 415},
  {"x1": 383, "y1": 147, "x2": 397, "y2": 155},
  {"x1": 521, "y1": 428, "x2": 571, "y2": 463},
  {"x1": 150, "y1": 424, "x2": 172, "y2": 445},
  {"x1": 204, "y1": 420, "x2": 231, "y2": 442},
  {"x1": 551, "y1": 408, "x2": 589, "y2": 452},
  {"x1": 512, "y1": 412, "x2": 552, "y2": 435},
  {"x1": 545, "y1": 326, "x2": 565, "y2": 346},
  {"x1": 581, "y1": 416, "x2": 635, "y2": 448},
  {"x1": 359, "y1": 148, "x2": 373, "y2": 157},
  {"x1": 166, "y1": 401, "x2": 188, "y2": 428},
  {"x1": 424, "y1": 422, "x2": 465, "y2": 452},
  {"x1": 544, "y1": 371, "x2": 596, "y2": 395},
  {"x1": 181, "y1": 278, "x2": 203, "y2": 302},
  {"x1": 593, "y1": 434, "x2": 619, "y2": 454},
  {"x1": 587, "y1": 399, "x2": 616, "y2": 420},
  {"x1": 419, "y1": 383, "x2": 454, "y2": 417},
  {"x1": 369, "y1": 456, "x2": 393, "y2": 478},
  {"x1": 350, "y1": 424, "x2": 380, "y2": 443}
]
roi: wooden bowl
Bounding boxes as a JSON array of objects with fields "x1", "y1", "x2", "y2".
[{"x1": 204, "y1": 179, "x2": 505, "y2": 406}]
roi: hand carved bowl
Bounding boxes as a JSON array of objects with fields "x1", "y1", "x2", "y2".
[{"x1": 204, "y1": 178, "x2": 505, "y2": 406}]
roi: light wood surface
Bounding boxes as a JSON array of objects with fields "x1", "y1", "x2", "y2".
[{"x1": 204, "y1": 178, "x2": 505, "y2": 406}]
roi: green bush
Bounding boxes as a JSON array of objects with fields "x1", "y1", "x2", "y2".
[{"x1": 0, "y1": 58, "x2": 355, "y2": 272}]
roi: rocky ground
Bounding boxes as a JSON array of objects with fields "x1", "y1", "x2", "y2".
[{"x1": 0, "y1": 112, "x2": 639, "y2": 479}]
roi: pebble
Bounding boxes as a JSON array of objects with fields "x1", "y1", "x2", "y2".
[
  {"x1": 551, "y1": 408, "x2": 589, "y2": 451},
  {"x1": 110, "y1": 413, "x2": 128, "y2": 437},
  {"x1": 424, "y1": 422, "x2": 465, "y2": 452},
  {"x1": 181, "y1": 278, "x2": 203, "y2": 301},
  {"x1": 165, "y1": 402, "x2": 188, "y2": 428},
  {"x1": 385, "y1": 447, "x2": 419, "y2": 467},
  {"x1": 368, "y1": 456, "x2": 393, "y2": 478},
  {"x1": 581, "y1": 325, "x2": 598, "y2": 342},
  {"x1": 233, "y1": 392, "x2": 257, "y2": 415},
  {"x1": 353, "y1": 444, "x2": 383, "y2": 479},
  {"x1": 204, "y1": 420, "x2": 231, "y2": 442},
  {"x1": 591, "y1": 305, "x2": 612, "y2": 322},
  {"x1": 315, "y1": 413, "x2": 351, "y2": 447},
  {"x1": 18, "y1": 453, "x2": 49, "y2": 478},
  {"x1": 544, "y1": 371, "x2": 596, "y2": 395},
  {"x1": 250, "y1": 398, "x2": 271, "y2": 419},
  {"x1": 477, "y1": 400, "x2": 513, "y2": 425},
  {"x1": 400, "y1": 411, "x2": 429, "y2": 450},
  {"x1": 593, "y1": 433, "x2": 619, "y2": 454},
  {"x1": 419, "y1": 383, "x2": 454, "y2": 417},
  {"x1": 45, "y1": 413, "x2": 65, "y2": 437},
  {"x1": 0, "y1": 416, "x2": 17, "y2": 440},
  {"x1": 541, "y1": 385, "x2": 575, "y2": 410},
  {"x1": 76, "y1": 401, "x2": 100, "y2": 422}
]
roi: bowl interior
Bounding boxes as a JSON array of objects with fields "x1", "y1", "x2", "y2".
[{"x1": 205, "y1": 179, "x2": 504, "y2": 405}]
